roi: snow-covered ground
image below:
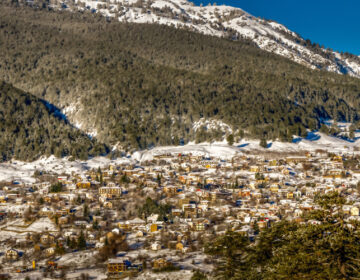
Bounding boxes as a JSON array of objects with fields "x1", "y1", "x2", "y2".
[
  {"x1": 133, "y1": 131, "x2": 360, "y2": 161},
  {"x1": 0, "y1": 156, "x2": 133, "y2": 184},
  {"x1": 1, "y1": 131, "x2": 359, "y2": 183},
  {"x1": 136, "y1": 270, "x2": 193, "y2": 280},
  {"x1": 7, "y1": 268, "x2": 107, "y2": 280},
  {"x1": 193, "y1": 118, "x2": 233, "y2": 134},
  {"x1": 0, "y1": 217, "x2": 58, "y2": 242}
]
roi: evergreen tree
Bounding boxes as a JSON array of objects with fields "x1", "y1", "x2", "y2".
[
  {"x1": 77, "y1": 231, "x2": 87, "y2": 250},
  {"x1": 226, "y1": 134, "x2": 234, "y2": 146},
  {"x1": 320, "y1": 124, "x2": 330, "y2": 134},
  {"x1": 205, "y1": 192, "x2": 360, "y2": 280},
  {"x1": 191, "y1": 270, "x2": 208, "y2": 280},
  {"x1": 83, "y1": 204, "x2": 89, "y2": 218},
  {"x1": 205, "y1": 231, "x2": 252, "y2": 279},
  {"x1": 55, "y1": 241, "x2": 65, "y2": 255},
  {"x1": 259, "y1": 138, "x2": 267, "y2": 148}
]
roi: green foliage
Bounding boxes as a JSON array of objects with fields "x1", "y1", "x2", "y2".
[
  {"x1": 0, "y1": 3, "x2": 359, "y2": 151},
  {"x1": 138, "y1": 197, "x2": 172, "y2": 220},
  {"x1": 157, "y1": 173, "x2": 162, "y2": 186},
  {"x1": 255, "y1": 172, "x2": 265, "y2": 180},
  {"x1": 205, "y1": 231, "x2": 252, "y2": 279},
  {"x1": 0, "y1": 82, "x2": 108, "y2": 161},
  {"x1": 77, "y1": 231, "x2": 87, "y2": 250},
  {"x1": 320, "y1": 124, "x2": 330, "y2": 134},
  {"x1": 55, "y1": 241, "x2": 65, "y2": 255},
  {"x1": 153, "y1": 263, "x2": 180, "y2": 273},
  {"x1": 205, "y1": 192, "x2": 360, "y2": 280},
  {"x1": 39, "y1": 197, "x2": 44, "y2": 204},
  {"x1": 314, "y1": 191, "x2": 346, "y2": 210},
  {"x1": 120, "y1": 174, "x2": 130, "y2": 184},
  {"x1": 226, "y1": 134, "x2": 234, "y2": 146},
  {"x1": 50, "y1": 182, "x2": 63, "y2": 193},
  {"x1": 191, "y1": 271, "x2": 208, "y2": 280},
  {"x1": 260, "y1": 138, "x2": 268, "y2": 148},
  {"x1": 83, "y1": 204, "x2": 89, "y2": 217}
]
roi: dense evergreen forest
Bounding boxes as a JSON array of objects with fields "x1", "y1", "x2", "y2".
[
  {"x1": 205, "y1": 192, "x2": 360, "y2": 280},
  {"x1": 0, "y1": 82, "x2": 108, "y2": 161},
  {"x1": 1, "y1": 1, "x2": 360, "y2": 158}
]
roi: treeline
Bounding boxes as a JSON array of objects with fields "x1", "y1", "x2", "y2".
[
  {"x1": 0, "y1": 82, "x2": 108, "y2": 161},
  {"x1": 0, "y1": 2, "x2": 360, "y2": 151}
]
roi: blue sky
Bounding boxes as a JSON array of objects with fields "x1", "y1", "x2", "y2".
[{"x1": 192, "y1": 0, "x2": 359, "y2": 55}]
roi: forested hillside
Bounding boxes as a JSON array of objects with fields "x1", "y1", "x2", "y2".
[
  {"x1": 1, "y1": 1, "x2": 360, "y2": 152},
  {"x1": 0, "y1": 82, "x2": 108, "y2": 161}
]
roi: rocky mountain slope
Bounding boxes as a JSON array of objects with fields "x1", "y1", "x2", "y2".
[{"x1": 51, "y1": 0, "x2": 360, "y2": 78}]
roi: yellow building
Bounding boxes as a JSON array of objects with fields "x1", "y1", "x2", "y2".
[
  {"x1": 332, "y1": 155, "x2": 343, "y2": 162},
  {"x1": 270, "y1": 184, "x2": 279, "y2": 193},
  {"x1": 108, "y1": 259, "x2": 126, "y2": 273},
  {"x1": 269, "y1": 160, "x2": 277, "y2": 166},
  {"x1": 287, "y1": 192, "x2": 294, "y2": 199},
  {"x1": 176, "y1": 242, "x2": 184, "y2": 251},
  {"x1": 76, "y1": 181, "x2": 91, "y2": 188},
  {"x1": 150, "y1": 224, "x2": 158, "y2": 232},
  {"x1": 119, "y1": 223, "x2": 131, "y2": 231},
  {"x1": 250, "y1": 166, "x2": 260, "y2": 172},
  {"x1": 99, "y1": 186, "x2": 122, "y2": 198}
]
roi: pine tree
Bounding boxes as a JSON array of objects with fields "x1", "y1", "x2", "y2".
[
  {"x1": 205, "y1": 231, "x2": 254, "y2": 279},
  {"x1": 226, "y1": 134, "x2": 234, "y2": 146},
  {"x1": 83, "y1": 204, "x2": 89, "y2": 218},
  {"x1": 55, "y1": 241, "x2": 65, "y2": 255},
  {"x1": 77, "y1": 231, "x2": 86, "y2": 250},
  {"x1": 205, "y1": 192, "x2": 360, "y2": 280},
  {"x1": 259, "y1": 138, "x2": 267, "y2": 148},
  {"x1": 191, "y1": 270, "x2": 207, "y2": 280}
]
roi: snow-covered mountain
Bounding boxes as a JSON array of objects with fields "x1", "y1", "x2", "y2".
[{"x1": 55, "y1": 0, "x2": 360, "y2": 78}]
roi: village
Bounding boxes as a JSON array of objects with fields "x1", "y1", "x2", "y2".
[{"x1": 1, "y1": 148, "x2": 360, "y2": 279}]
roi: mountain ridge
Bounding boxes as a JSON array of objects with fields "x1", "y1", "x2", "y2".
[{"x1": 44, "y1": 0, "x2": 360, "y2": 78}]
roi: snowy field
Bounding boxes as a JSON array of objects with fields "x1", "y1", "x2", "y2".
[
  {"x1": 0, "y1": 155, "x2": 133, "y2": 184},
  {"x1": 0, "y1": 132, "x2": 359, "y2": 184},
  {"x1": 4, "y1": 217, "x2": 58, "y2": 233},
  {"x1": 0, "y1": 217, "x2": 59, "y2": 242},
  {"x1": 133, "y1": 131, "x2": 360, "y2": 161}
]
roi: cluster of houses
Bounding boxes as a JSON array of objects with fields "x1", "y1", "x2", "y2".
[{"x1": 1, "y1": 150, "x2": 360, "y2": 278}]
